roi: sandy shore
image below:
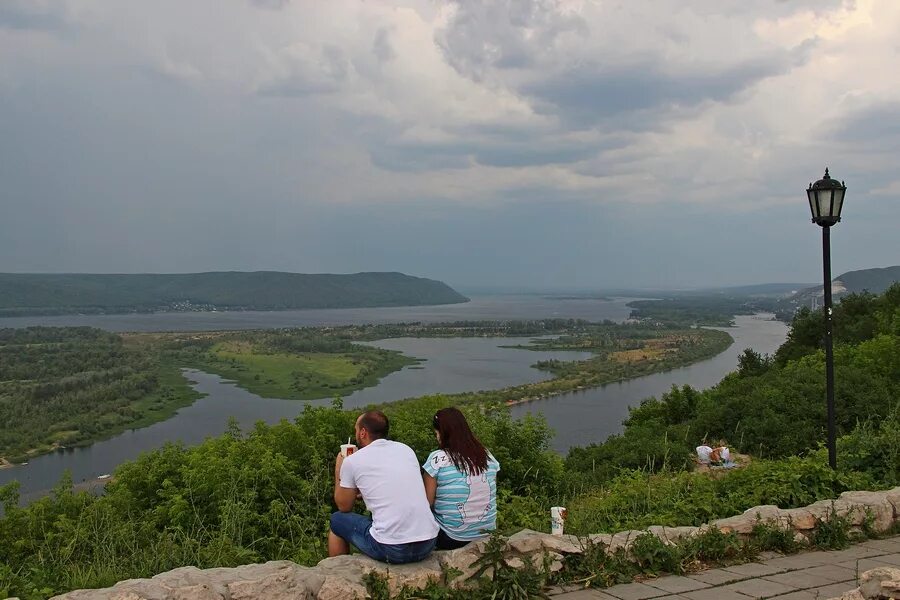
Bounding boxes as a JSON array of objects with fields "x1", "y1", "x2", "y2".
[{"x1": 0, "y1": 457, "x2": 13, "y2": 470}]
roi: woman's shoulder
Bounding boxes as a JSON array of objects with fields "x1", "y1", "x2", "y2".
[
  {"x1": 425, "y1": 449, "x2": 450, "y2": 468},
  {"x1": 487, "y1": 451, "x2": 500, "y2": 470}
]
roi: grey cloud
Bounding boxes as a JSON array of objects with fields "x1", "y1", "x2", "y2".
[
  {"x1": 0, "y1": 2, "x2": 69, "y2": 32},
  {"x1": 827, "y1": 103, "x2": 900, "y2": 144},
  {"x1": 372, "y1": 28, "x2": 395, "y2": 62},
  {"x1": 368, "y1": 127, "x2": 616, "y2": 172},
  {"x1": 257, "y1": 44, "x2": 349, "y2": 97},
  {"x1": 473, "y1": 145, "x2": 595, "y2": 168},
  {"x1": 369, "y1": 143, "x2": 472, "y2": 173},
  {"x1": 437, "y1": 0, "x2": 588, "y2": 77},
  {"x1": 523, "y1": 54, "x2": 799, "y2": 128},
  {"x1": 250, "y1": 0, "x2": 290, "y2": 10}
]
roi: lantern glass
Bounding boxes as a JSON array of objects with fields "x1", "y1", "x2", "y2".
[
  {"x1": 816, "y1": 189, "x2": 832, "y2": 219},
  {"x1": 832, "y1": 187, "x2": 845, "y2": 219},
  {"x1": 808, "y1": 188, "x2": 817, "y2": 219}
]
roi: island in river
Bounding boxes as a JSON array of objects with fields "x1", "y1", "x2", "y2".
[{"x1": 0, "y1": 319, "x2": 732, "y2": 464}]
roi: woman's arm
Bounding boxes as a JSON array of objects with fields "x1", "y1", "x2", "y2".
[{"x1": 422, "y1": 472, "x2": 437, "y2": 506}]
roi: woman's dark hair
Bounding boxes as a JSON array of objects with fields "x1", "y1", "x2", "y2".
[{"x1": 433, "y1": 407, "x2": 488, "y2": 475}]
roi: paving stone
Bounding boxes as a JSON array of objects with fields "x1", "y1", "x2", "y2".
[
  {"x1": 722, "y1": 562, "x2": 788, "y2": 577},
  {"x1": 859, "y1": 538, "x2": 900, "y2": 553},
  {"x1": 810, "y1": 581, "x2": 859, "y2": 599},
  {"x1": 762, "y1": 568, "x2": 834, "y2": 589},
  {"x1": 821, "y1": 545, "x2": 881, "y2": 561},
  {"x1": 769, "y1": 591, "x2": 819, "y2": 600},
  {"x1": 686, "y1": 568, "x2": 749, "y2": 585},
  {"x1": 552, "y1": 589, "x2": 621, "y2": 600},
  {"x1": 872, "y1": 552, "x2": 900, "y2": 567},
  {"x1": 603, "y1": 581, "x2": 669, "y2": 599},
  {"x1": 722, "y1": 577, "x2": 798, "y2": 598},
  {"x1": 762, "y1": 554, "x2": 833, "y2": 570},
  {"x1": 799, "y1": 565, "x2": 857, "y2": 583},
  {"x1": 643, "y1": 576, "x2": 711, "y2": 594},
  {"x1": 681, "y1": 587, "x2": 753, "y2": 600},
  {"x1": 835, "y1": 557, "x2": 891, "y2": 574},
  {"x1": 548, "y1": 584, "x2": 585, "y2": 595}
]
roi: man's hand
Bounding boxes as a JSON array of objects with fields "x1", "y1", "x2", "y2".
[{"x1": 335, "y1": 452, "x2": 344, "y2": 482}]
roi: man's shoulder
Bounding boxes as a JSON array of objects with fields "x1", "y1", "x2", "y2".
[{"x1": 364, "y1": 439, "x2": 415, "y2": 458}]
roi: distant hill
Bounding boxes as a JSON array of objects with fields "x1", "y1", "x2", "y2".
[
  {"x1": 781, "y1": 265, "x2": 900, "y2": 311},
  {"x1": 0, "y1": 272, "x2": 469, "y2": 317}
]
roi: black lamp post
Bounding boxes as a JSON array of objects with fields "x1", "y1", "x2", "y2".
[{"x1": 806, "y1": 168, "x2": 847, "y2": 469}]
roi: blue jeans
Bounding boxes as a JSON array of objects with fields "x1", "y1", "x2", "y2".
[{"x1": 330, "y1": 512, "x2": 436, "y2": 564}]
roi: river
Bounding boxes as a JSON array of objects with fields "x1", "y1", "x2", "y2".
[
  {"x1": 511, "y1": 315, "x2": 789, "y2": 452},
  {"x1": 0, "y1": 297, "x2": 788, "y2": 501},
  {"x1": 0, "y1": 335, "x2": 594, "y2": 500},
  {"x1": 0, "y1": 294, "x2": 637, "y2": 332}
]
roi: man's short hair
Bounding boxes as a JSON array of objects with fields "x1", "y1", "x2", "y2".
[{"x1": 358, "y1": 410, "x2": 389, "y2": 440}]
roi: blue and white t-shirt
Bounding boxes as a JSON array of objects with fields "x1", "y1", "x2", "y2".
[{"x1": 422, "y1": 450, "x2": 500, "y2": 541}]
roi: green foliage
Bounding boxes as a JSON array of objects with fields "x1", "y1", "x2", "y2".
[
  {"x1": 0, "y1": 327, "x2": 200, "y2": 459},
  {"x1": 682, "y1": 527, "x2": 748, "y2": 564},
  {"x1": 557, "y1": 539, "x2": 637, "y2": 588},
  {"x1": 564, "y1": 454, "x2": 877, "y2": 536},
  {"x1": 2, "y1": 284, "x2": 899, "y2": 597},
  {"x1": 630, "y1": 533, "x2": 681, "y2": 575},
  {"x1": 749, "y1": 522, "x2": 801, "y2": 555},
  {"x1": 811, "y1": 506, "x2": 852, "y2": 550}
]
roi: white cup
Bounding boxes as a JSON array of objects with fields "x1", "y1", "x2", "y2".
[
  {"x1": 340, "y1": 443, "x2": 357, "y2": 457},
  {"x1": 551, "y1": 506, "x2": 567, "y2": 536}
]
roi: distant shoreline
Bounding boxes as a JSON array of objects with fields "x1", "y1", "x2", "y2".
[
  {"x1": 0, "y1": 299, "x2": 471, "y2": 319},
  {"x1": 0, "y1": 271, "x2": 470, "y2": 318}
]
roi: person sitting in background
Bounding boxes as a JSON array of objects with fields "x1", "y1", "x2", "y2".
[
  {"x1": 329, "y1": 410, "x2": 439, "y2": 563},
  {"x1": 715, "y1": 440, "x2": 735, "y2": 467},
  {"x1": 423, "y1": 407, "x2": 500, "y2": 550},
  {"x1": 696, "y1": 444, "x2": 713, "y2": 465}
]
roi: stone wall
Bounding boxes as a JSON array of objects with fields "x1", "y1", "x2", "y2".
[{"x1": 38, "y1": 487, "x2": 900, "y2": 600}]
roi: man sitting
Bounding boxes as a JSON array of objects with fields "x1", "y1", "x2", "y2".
[{"x1": 329, "y1": 410, "x2": 439, "y2": 564}]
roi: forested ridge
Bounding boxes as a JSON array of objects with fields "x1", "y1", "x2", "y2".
[
  {"x1": 0, "y1": 271, "x2": 468, "y2": 316},
  {"x1": 0, "y1": 285, "x2": 897, "y2": 598}
]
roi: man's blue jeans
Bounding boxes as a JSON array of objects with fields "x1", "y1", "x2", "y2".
[{"x1": 330, "y1": 512, "x2": 436, "y2": 564}]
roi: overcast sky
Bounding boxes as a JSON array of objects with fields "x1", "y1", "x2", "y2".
[{"x1": 1, "y1": 0, "x2": 898, "y2": 290}]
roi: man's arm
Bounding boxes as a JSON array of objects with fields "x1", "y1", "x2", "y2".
[{"x1": 334, "y1": 453, "x2": 359, "y2": 512}]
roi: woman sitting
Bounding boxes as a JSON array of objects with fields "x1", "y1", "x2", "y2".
[{"x1": 422, "y1": 407, "x2": 501, "y2": 550}]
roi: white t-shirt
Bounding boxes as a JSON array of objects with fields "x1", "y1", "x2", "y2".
[
  {"x1": 696, "y1": 445, "x2": 713, "y2": 464},
  {"x1": 339, "y1": 438, "x2": 439, "y2": 545}
]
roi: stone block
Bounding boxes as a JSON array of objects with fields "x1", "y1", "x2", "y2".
[
  {"x1": 840, "y1": 491, "x2": 896, "y2": 532},
  {"x1": 784, "y1": 508, "x2": 818, "y2": 530},
  {"x1": 884, "y1": 488, "x2": 900, "y2": 519},
  {"x1": 507, "y1": 529, "x2": 584, "y2": 555},
  {"x1": 858, "y1": 566, "x2": 900, "y2": 599},
  {"x1": 645, "y1": 525, "x2": 698, "y2": 544}
]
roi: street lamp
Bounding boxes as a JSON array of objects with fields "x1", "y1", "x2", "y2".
[{"x1": 806, "y1": 168, "x2": 847, "y2": 469}]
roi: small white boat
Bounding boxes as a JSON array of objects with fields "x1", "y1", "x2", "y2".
[{"x1": 97, "y1": 474, "x2": 111, "y2": 480}]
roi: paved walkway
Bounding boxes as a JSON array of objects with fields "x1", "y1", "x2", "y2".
[{"x1": 549, "y1": 536, "x2": 900, "y2": 600}]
